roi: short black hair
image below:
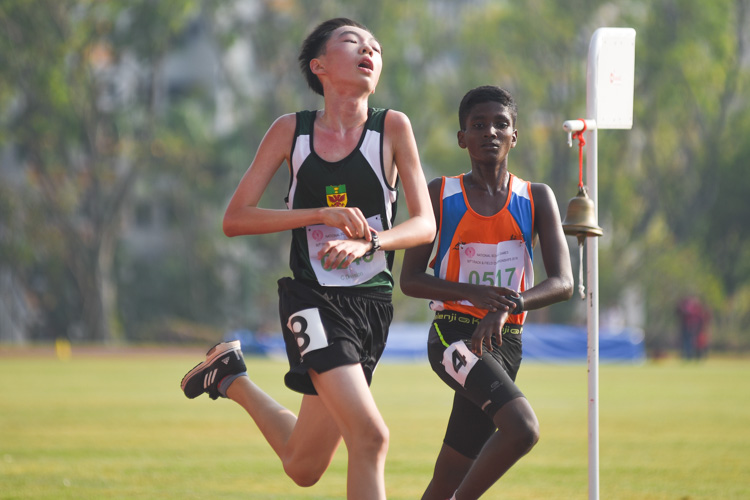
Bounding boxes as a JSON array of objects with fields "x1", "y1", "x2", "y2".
[
  {"x1": 298, "y1": 18, "x2": 371, "y2": 96},
  {"x1": 458, "y1": 86, "x2": 518, "y2": 130}
]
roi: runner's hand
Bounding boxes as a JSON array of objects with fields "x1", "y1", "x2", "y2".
[
  {"x1": 318, "y1": 238, "x2": 372, "y2": 270},
  {"x1": 464, "y1": 286, "x2": 517, "y2": 313},
  {"x1": 470, "y1": 309, "x2": 510, "y2": 356},
  {"x1": 319, "y1": 207, "x2": 371, "y2": 241}
]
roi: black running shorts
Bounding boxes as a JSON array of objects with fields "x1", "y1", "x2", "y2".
[
  {"x1": 427, "y1": 310, "x2": 525, "y2": 458},
  {"x1": 277, "y1": 277, "x2": 393, "y2": 395}
]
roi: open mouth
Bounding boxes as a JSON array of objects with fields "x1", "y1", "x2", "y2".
[{"x1": 358, "y1": 58, "x2": 374, "y2": 71}]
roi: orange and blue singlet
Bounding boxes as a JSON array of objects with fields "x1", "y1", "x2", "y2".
[{"x1": 431, "y1": 173, "x2": 535, "y2": 323}]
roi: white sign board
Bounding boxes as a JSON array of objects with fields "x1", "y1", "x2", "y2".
[{"x1": 588, "y1": 28, "x2": 636, "y2": 129}]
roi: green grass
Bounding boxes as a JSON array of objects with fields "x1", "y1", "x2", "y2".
[{"x1": 1, "y1": 349, "x2": 749, "y2": 499}]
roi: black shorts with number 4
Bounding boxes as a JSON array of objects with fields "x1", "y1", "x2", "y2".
[
  {"x1": 277, "y1": 277, "x2": 393, "y2": 395},
  {"x1": 427, "y1": 310, "x2": 525, "y2": 459}
]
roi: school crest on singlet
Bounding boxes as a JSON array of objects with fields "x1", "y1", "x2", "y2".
[{"x1": 326, "y1": 185, "x2": 348, "y2": 207}]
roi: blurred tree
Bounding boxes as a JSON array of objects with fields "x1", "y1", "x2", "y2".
[
  {"x1": 614, "y1": 0, "x2": 750, "y2": 347},
  {"x1": 0, "y1": 0, "x2": 203, "y2": 341},
  {"x1": 2, "y1": 0, "x2": 749, "y2": 351}
]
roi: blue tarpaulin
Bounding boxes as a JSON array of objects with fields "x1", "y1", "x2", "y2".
[
  {"x1": 228, "y1": 322, "x2": 645, "y2": 364},
  {"x1": 520, "y1": 323, "x2": 645, "y2": 363},
  {"x1": 378, "y1": 322, "x2": 644, "y2": 363}
]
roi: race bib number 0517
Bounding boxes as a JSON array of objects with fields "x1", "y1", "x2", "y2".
[{"x1": 453, "y1": 240, "x2": 530, "y2": 308}]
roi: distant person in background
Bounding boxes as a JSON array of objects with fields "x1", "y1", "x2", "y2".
[
  {"x1": 696, "y1": 308, "x2": 711, "y2": 360},
  {"x1": 400, "y1": 86, "x2": 573, "y2": 500},
  {"x1": 179, "y1": 17, "x2": 434, "y2": 500},
  {"x1": 677, "y1": 295, "x2": 710, "y2": 360}
]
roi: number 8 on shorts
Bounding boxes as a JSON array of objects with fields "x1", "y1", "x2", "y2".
[{"x1": 287, "y1": 308, "x2": 328, "y2": 357}]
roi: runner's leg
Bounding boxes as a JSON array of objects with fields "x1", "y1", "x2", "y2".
[
  {"x1": 422, "y1": 392, "x2": 496, "y2": 499},
  {"x1": 454, "y1": 397, "x2": 539, "y2": 500},
  {"x1": 310, "y1": 364, "x2": 389, "y2": 500},
  {"x1": 421, "y1": 443, "x2": 473, "y2": 500},
  {"x1": 226, "y1": 376, "x2": 343, "y2": 487}
]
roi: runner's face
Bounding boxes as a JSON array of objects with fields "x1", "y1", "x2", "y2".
[
  {"x1": 458, "y1": 101, "x2": 517, "y2": 163},
  {"x1": 316, "y1": 26, "x2": 382, "y2": 93}
]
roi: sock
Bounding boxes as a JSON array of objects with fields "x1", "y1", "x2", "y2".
[{"x1": 218, "y1": 371, "x2": 247, "y2": 398}]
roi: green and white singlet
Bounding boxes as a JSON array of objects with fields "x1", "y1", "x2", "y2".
[{"x1": 286, "y1": 108, "x2": 399, "y2": 292}]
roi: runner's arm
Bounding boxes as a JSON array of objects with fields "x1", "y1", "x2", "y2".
[{"x1": 223, "y1": 114, "x2": 371, "y2": 239}]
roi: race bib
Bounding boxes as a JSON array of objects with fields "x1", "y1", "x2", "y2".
[
  {"x1": 307, "y1": 215, "x2": 386, "y2": 287},
  {"x1": 442, "y1": 341, "x2": 479, "y2": 387},
  {"x1": 287, "y1": 308, "x2": 327, "y2": 357},
  {"x1": 455, "y1": 240, "x2": 531, "y2": 307}
]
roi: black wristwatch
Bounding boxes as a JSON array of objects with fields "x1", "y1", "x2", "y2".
[
  {"x1": 506, "y1": 294, "x2": 524, "y2": 314},
  {"x1": 364, "y1": 230, "x2": 381, "y2": 257}
]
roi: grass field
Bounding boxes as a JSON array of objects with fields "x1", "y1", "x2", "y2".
[{"x1": 1, "y1": 347, "x2": 749, "y2": 499}]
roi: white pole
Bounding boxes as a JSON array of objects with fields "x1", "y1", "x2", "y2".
[
  {"x1": 561, "y1": 116, "x2": 600, "y2": 500},
  {"x1": 566, "y1": 27, "x2": 635, "y2": 500},
  {"x1": 585, "y1": 128, "x2": 600, "y2": 500},
  {"x1": 586, "y1": 32, "x2": 601, "y2": 500}
]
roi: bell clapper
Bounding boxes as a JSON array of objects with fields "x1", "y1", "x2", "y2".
[{"x1": 576, "y1": 235, "x2": 586, "y2": 299}]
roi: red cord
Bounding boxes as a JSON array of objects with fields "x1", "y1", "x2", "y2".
[{"x1": 572, "y1": 119, "x2": 587, "y2": 188}]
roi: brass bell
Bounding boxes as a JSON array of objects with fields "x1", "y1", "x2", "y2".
[
  {"x1": 563, "y1": 185, "x2": 603, "y2": 299},
  {"x1": 562, "y1": 185, "x2": 603, "y2": 243}
]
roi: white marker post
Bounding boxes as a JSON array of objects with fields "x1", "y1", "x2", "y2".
[{"x1": 563, "y1": 27, "x2": 636, "y2": 500}]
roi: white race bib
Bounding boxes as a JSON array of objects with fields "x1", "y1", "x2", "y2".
[
  {"x1": 307, "y1": 215, "x2": 386, "y2": 287},
  {"x1": 442, "y1": 341, "x2": 479, "y2": 387},
  {"x1": 455, "y1": 240, "x2": 531, "y2": 307},
  {"x1": 287, "y1": 308, "x2": 327, "y2": 357}
]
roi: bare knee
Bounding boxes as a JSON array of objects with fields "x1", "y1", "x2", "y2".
[
  {"x1": 281, "y1": 429, "x2": 384, "y2": 488},
  {"x1": 362, "y1": 420, "x2": 390, "y2": 455},
  {"x1": 495, "y1": 398, "x2": 540, "y2": 454},
  {"x1": 283, "y1": 455, "x2": 328, "y2": 487},
  {"x1": 348, "y1": 420, "x2": 389, "y2": 459},
  {"x1": 520, "y1": 416, "x2": 540, "y2": 452},
  {"x1": 513, "y1": 406, "x2": 540, "y2": 455}
]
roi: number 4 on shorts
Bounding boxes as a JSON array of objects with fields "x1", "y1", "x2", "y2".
[{"x1": 442, "y1": 341, "x2": 479, "y2": 387}]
